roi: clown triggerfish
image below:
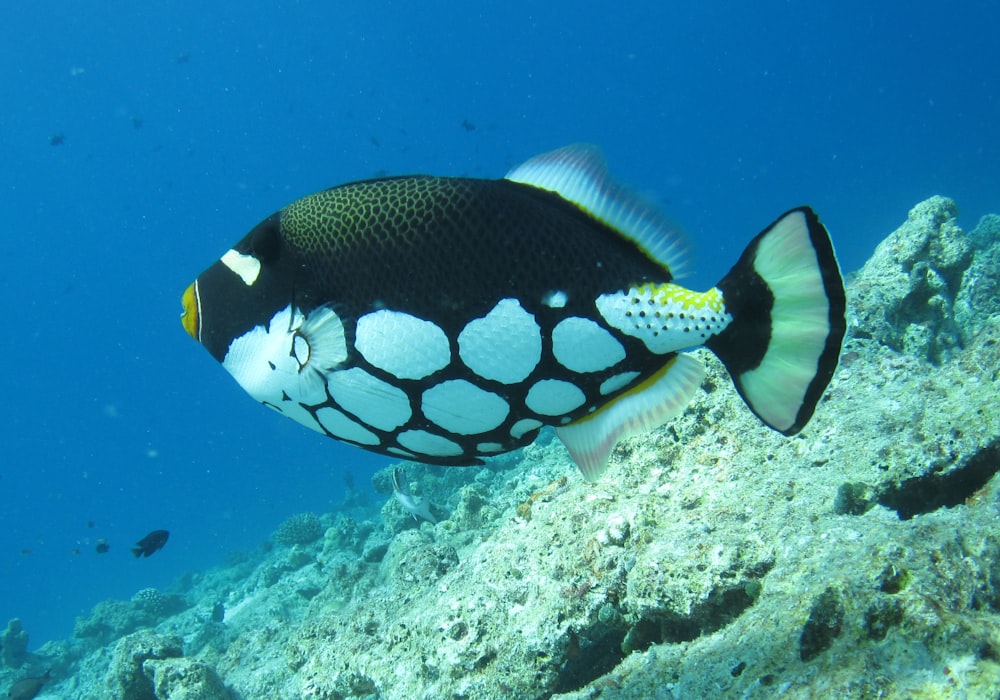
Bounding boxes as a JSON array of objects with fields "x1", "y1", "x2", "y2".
[{"x1": 181, "y1": 145, "x2": 846, "y2": 480}]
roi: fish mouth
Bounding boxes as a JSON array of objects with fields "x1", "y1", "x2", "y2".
[{"x1": 181, "y1": 281, "x2": 201, "y2": 341}]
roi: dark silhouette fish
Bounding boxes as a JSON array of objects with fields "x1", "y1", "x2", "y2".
[
  {"x1": 7, "y1": 670, "x2": 50, "y2": 700},
  {"x1": 132, "y1": 529, "x2": 169, "y2": 558}
]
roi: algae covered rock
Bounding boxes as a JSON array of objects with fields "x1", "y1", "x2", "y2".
[
  {"x1": 849, "y1": 195, "x2": 973, "y2": 362},
  {"x1": 74, "y1": 599, "x2": 138, "y2": 644},
  {"x1": 1, "y1": 618, "x2": 29, "y2": 668},
  {"x1": 955, "y1": 213, "x2": 1000, "y2": 343},
  {"x1": 105, "y1": 630, "x2": 182, "y2": 700},
  {"x1": 131, "y1": 588, "x2": 188, "y2": 619},
  {"x1": 273, "y1": 512, "x2": 324, "y2": 546},
  {"x1": 144, "y1": 657, "x2": 231, "y2": 700}
]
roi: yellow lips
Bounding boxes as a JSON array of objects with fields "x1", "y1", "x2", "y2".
[{"x1": 181, "y1": 281, "x2": 200, "y2": 341}]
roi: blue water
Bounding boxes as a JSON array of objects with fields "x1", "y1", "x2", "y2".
[{"x1": 1, "y1": 0, "x2": 996, "y2": 647}]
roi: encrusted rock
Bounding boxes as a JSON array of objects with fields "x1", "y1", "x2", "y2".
[
  {"x1": 131, "y1": 588, "x2": 187, "y2": 619},
  {"x1": 144, "y1": 657, "x2": 231, "y2": 700},
  {"x1": 273, "y1": 512, "x2": 324, "y2": 546},
  {"x1": 849, "y1": 195, "x2": 974, "y2": 362},
  {"x1": 105, "y1": 630, "x2": 183, "y2": 700},
  {"x1": 1, "y1": 618, "x2": 29, "y2": 668},
  {"x1": 955, "y1": 213, "x2": 1000, "y2": 344}
]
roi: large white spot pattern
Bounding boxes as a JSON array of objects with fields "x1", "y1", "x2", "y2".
[
  {"x1": 325, "y1": 367, "x2": 411, "y2": 431},
  {"x1": 422, "y1": 380, "x2": 510, "y2": 435},
  {"x1": 552, "y1": 317, "x2": 626, "y2": 373},
  {"x1": 525, "y1": 379, "x2": 586, "y2": 416},
  {"x1": 398, "y1": 430, "x2": 464, "y2": 457},
  {"x1": 600, "y1": 371, "x2": 641, "y2": 395},
  {"x1": 477, "y1": 442, "x2": 505, "y2": 453},
  {"x1": 355, "y1": 310, "x2": 450, "y2": 380},
  {"x1": 315, "y1": 407, "x2": 380, "y2": 445},
  {"x1": 510, "y1": 418, "x2": 543, "y2": 439},
  {"x1": 459, "y1": 299, "x2": 541, "y2": 384}
]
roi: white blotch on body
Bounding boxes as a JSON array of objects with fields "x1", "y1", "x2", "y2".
[
  {"x1": 325, "y1": 367, "x2": 412, "y2": 431},
  {"x1": 477, "y1": 442, "x2": 505, "y2": 453},
  {"x1": 510, "y1": 418, "x2": 543, "y2": 439},
  {"x1": 315, "y1": 407, "x2": 380, "y2": 445},
  {"x1": 397, "y1": 430, "x2": 464, "y2": 457},
  {"x1": 422, "y1": 380, "x2": 510, "y2": 435},
  {"x1": 525, "y1": 379, "x2": 586, "y2": 416},
  {"x1": 599, "y1": 371, "x2": 641, "y2": 395},
  {"x1": 552, "y1": 317, "x2": 626, "y2": 373},
  {"x1": 458, "y1": 299, "x2": 541, "y2": 384},
  {"x1": 355, "y1": 310, "x2": 450, "y2": 380},
  {"x1": 542, "y1": 290, "x2": 568, "y2": 308}
]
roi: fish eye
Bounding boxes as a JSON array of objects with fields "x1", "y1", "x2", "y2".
[{"x1": 250, "y1": 220, "x2": 282, "y2": 264}]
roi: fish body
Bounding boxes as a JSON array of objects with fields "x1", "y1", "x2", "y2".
[
  {"x1": 132, "y1": 529, "x2": 169, "y2": 558},
  {"x1": 182, "y1": 146, "x2": 845, "y2": 479},
  {"x1": 392, "y1": 468, "x2": 437, "y2": 524},
  {"x1": 7, "y1": 671, "x2": 50, "y2": 700}
]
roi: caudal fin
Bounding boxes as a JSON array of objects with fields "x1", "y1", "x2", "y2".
[{"x1": 705, "y1": 207, "x2": 846, "y2": 434}]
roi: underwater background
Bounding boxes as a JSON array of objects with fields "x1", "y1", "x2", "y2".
[{"x1": 1, "y1": 1, "x2": 998, "y2": 696}]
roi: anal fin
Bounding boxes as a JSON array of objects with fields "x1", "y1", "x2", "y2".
[{"x1": 556, "y1": 354, "x2": 705, "y2": 481}]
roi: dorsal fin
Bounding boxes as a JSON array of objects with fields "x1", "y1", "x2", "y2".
[{"x1": 505, "y1": 144, "x2": 690, "y2": 278}]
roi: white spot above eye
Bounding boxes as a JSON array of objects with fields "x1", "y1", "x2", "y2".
[
  {"x1": 552, "y1": 317, "x2": 626, "y2": 373},
  {"x1": 315, "y1": 406, "x2": 380, "y2": 445},
  {"x1": 525, "y1": 379, "x2": 586, "y2": 416},
  {"x1": 397, "y1": 430, "x2": 464, "y2": 457},
  {"x1": 355, "y1": 310, "x2": 450, "y2": 380},
  {"x1": 459, "y1": 298, "x2": 541, "y2": 384},
  {"x1": 221, "y1": 249, "x2": 262, "y2": 286},
  {"x1": 422, "y1": 380, "x2": 510, "y2": 435},
  {"x1": 325, "y1": 367, "x2": 412, "y2": 431}
]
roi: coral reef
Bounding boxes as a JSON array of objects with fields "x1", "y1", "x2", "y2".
[
  {"x1": 105, "y1": 630, "x2": 182, "y2": 700},
  {"x1": 10, "y1": 196, "x2": 1000, "y2": 698},
  {"x1": 144, "y1": 658, "x2": 231, "y2": 700},
  {"x1": 273, "y1": 512, "x2": 324, "y2": 546},
  {"x1": 1, "y1": 618, "x2": 29, "y2": 669},
  {"x1": 849, "y1": 196, "x2": 974, "y2": 363},
  {"x1": 955, "y1": 213, "x2": 1000, "y2": 343}
]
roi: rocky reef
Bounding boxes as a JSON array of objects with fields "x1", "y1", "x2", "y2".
[{"x1": 3, "y1": 196, "x2": 1000, "y2": 698}]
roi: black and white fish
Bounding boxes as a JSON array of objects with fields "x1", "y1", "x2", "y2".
[{"x1": 181, "y1": 145, "x2": 845, "y2": 480}]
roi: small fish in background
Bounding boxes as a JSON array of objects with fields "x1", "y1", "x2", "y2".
[
  {"x1": 132, "y1": 529, "x2": 169, "y2": 558},
  {"x1": 392, "y1": 468, "x2": 437, "y2": 524},
  {"x1": 6, "y1": 670, "x2": 50, "y2": 700},
  {"x1": 181, "y1": 145, "x2": 845, "y2": 480},
  {"x1": 95, "y1": 539, "x2": 110, "y2": 554},
  {"x1": 48, "y1": 133, "x2": 64, "y2": 146}
]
